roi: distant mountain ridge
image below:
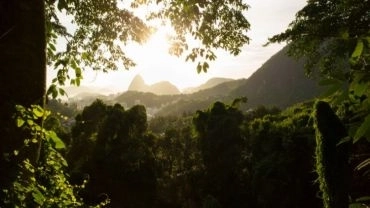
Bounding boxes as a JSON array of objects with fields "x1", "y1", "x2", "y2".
[
  {"x1": 183, "y1": 77, "x2": 234, "y2": 93},
  {"x1": 230, "y1": 46, "x2": 324, "y2": 108},
  {"x1": 69, "y1": 45, "x2": 326, "y2": 116},
  {"x1": 128, "y1": 75, "x2": 180, "y2": 95},
  {"x1": 153, "y1": 45, "x2": 325, "y2": 115}
]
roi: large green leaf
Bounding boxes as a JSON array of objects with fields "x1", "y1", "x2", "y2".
[
  {"x1": 47, "y1": 131, "x2": 66, "y2": 149},
  {"x1": 354, "y1": 114, "x2": 370, "y2": 143},
  {"x1": 16, "y1": 117, "x2": 25, "y2": 127},
  {"x1": 350, "y1": 40, "x2": 364, "y2": 64},
  {"x1": 32, "y1": 105, "x2": 44, "y2": 118},
  {"x1": 32, "y1": 189, "x2": 45, "y2": 205}
]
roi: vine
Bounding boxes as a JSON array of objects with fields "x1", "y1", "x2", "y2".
[{"x1": 2, "y1": 105, "x2": 109, "y2": 207}]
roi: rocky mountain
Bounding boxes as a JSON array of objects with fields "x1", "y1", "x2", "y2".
[
  {"x1": 127, "y1": 75, "x2": 147, "y2": 92},
  {"x1": 128, "y1": 75, "x2": 180, "y2": 95}
]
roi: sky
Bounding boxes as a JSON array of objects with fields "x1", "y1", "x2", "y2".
[{"x1": 48, "y1": 0, "x2": 307, "y2": 94}]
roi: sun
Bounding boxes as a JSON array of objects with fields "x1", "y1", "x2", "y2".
[{"x1": 124, "y1": 25, "x2": 204, "y2": 88}]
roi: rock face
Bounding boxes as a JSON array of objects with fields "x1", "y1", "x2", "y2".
[{"x1": 128, "y1": 75, "x2": 180, "y2": 95}]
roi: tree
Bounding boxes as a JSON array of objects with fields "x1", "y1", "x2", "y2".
[
  {"x1": 193, "y1": 101, "x2": 246, "y2": 207},
  {"x1": 0, "y1": 0, "x2": 46, "y2": 200},
  {"x1": 244, "y1": 103, "x2": 320, "y2": 208},
  {"x1": 314, "y1": 101, "x2": 350, "y2": 208}
]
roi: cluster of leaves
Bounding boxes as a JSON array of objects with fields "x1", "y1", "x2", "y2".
[
  {"x1": 45, "y1": 0, "x2": 154, "y2": 98},
  {"x1": 2, "y1": 105, "x2": 106, "y2": 207},
  {"x1": 141, "y1": 0, "x2": 250, "y2": 72},
  {"x1": 45, "y1": 0, "x2": 251, "y2": 99}
]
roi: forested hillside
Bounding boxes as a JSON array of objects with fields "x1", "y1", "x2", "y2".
[
  {"x1": 43, "y1": 99, "x2": 370, "y2": 207},
  {"x1": 231, "y1": 46, "x2": 325, "y2": 108}
]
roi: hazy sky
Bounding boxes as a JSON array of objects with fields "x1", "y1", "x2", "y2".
[{"x1": 48, "y1": 0, "x2": 307, "y2": 93}]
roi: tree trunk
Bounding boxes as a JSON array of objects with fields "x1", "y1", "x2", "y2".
[{"x1": 0, "y1": 0, "x2": 46, "y2": 198}]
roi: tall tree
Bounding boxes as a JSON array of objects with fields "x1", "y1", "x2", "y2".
[
  {"x1": 314, "y1": 101, "x2": 350, "y2": 208},
  {"x1": 193, "y1": 101, "x2": 246, "y2": 207},
  {"x1": 0, "y1": 0, "x2": 46, "y2": 195}
]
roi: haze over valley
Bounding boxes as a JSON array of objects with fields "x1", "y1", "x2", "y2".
[{"x1": 63, "y1": 46, "x2": 326, "y2": 117}]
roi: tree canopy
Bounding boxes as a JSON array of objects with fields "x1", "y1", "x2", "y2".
[{"x1": 46, "y1": 0, "x2": 250, "y2": 97}]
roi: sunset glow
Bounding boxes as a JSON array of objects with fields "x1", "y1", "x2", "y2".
[{"x1": 50, "y1": 0, "x2": 307, "y2": 94}]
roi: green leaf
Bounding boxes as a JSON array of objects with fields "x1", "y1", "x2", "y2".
[
  {"x1": 349, "y1": 203, "x2": 364, "y2": 208},
  {"x1": 321, "y1": 82, "x2": 342, "y2": 97},
  {"x1": 351, "y1": 82, "x2": 369, "y2": 97},
  {"x1": 81, "y1": 52, "x2": 90, "y2": 61},
  {"x1": 47, "y1": 131, "x2": 66, "y2": 149},
  {"x1": 16, "y1": 117, "x2": 25, "y2": 127},
  {"x1": 57, "y1": 0, "x2": 68, "y2": 11},
  {"x1": 355, "y1": 196, "x2": 370, "y2": 202},
  {"x1": 49, "y1": 43, "x2": 56, "y2": 51},
  {"x1": 47, "y1": 84, "x2": 58, "y2": 99},
  {"x1": 355, "y1": 158, "x2": 370, "y2": 171},
  {"x1": 59, "y1": 88, "x2": 67, "y2": 96},
  {"x1": 32, "y1": 106, "x2": 44, "y2": 118},
  {"x1": 76, "y1": 77, "x2": 81, "y2": 86},
  {"x1": 203, "y1": 62, "x2": 209, "y2": 72},
  {"x1": 354, "y1": 114, "x2": 370, "y2": 143},
  {"x1": 197, "y1": 63, "x2": 202, "y2": 73},
  {"x1": 27, "y1": 119, "x2": 34, "y2": 126},
  {"x1": 32, "y1": 189, "x2": 45, "y2": 205},
  {"x1": 350, "y1": 40, "x2": 364, "y2": 63},
  {"x1": 337, "y1": 136, "x2": 351, "y2": 146}
]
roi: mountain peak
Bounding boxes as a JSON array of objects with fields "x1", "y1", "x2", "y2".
[
  {"x1": 128, "y1": 75, "x2": 146, "y2": 91},
  {"x1": 127, "y1": 75, "x2": 180, "y2": 95}
]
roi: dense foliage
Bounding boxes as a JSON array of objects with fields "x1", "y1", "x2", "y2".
[{"x1": 53, "y1": 99, "x2": 323, "y2": 207}]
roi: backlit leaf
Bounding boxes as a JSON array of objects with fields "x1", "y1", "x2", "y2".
[
  {"x1": 350, "y1": 40, "x2": 364, "y2": 64},
  {"x1": 32, "y1": 106, "x2": 44, "y2": 118},
  {"x1": 47, "y1": 131, "x2": 66, "y2": 149},
  {"x1": 354, "y1": 114, "x2": 370, "y2": 143},
  {"x1": 32, "y1": 189, "x2": 45, "y2": 205},
  {"x1": 16, "y1": 118, "x2": 25, "y2": 127}
]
